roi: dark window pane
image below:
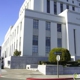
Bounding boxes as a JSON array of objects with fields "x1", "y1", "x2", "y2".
[
  {"x1": 47, "y1": 0, "x2": 50, "y2": 13},
  {"x1": 72, "y1": 6, "x2": 75, "y2": 11},
  {"x1": 57, "y1": 24, "x2": 61, "y2": 32},
  {"x1": 33, "y1": 20, "x2": 39, "y2": 29},
  {"x1": 66, "y1": 5, "x2": 69, "y2": 9},
  {"x1": 57, "y1": 38, "x2": 62, "y2": 47},
  {"x1": 60, "y1": 3, "x2": 63, "y2": 12},
  {"x1": 54, "y1": 1, "x2": 57, "y2": 14},
  {"x1": 32, "y1": 45, "x2": 38, "y2": 53},
  {"x1": 46, "y1": 22, "x2": 51, "y2": 31},
  {"x1": 46, "y1": 37, "x2": 50, "y2": 46},
  {"x1": 33, "y1": 35, "x2": 38, "y2": 45}
]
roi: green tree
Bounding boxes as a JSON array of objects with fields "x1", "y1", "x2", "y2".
[
  {"x1": 48, "y1": 48, "x2": 71, "y2": 62},
  {"x1": 14, "y1": 49, "x2": 21, "y2": 56}
]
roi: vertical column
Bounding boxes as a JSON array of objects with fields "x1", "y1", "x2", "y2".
[
  {"x1": 51, "y1": 22, "x2": 57, "y2": 49},
  {"x1": 50, "y1": 0, "x2": 54, "y2": 14},
  {"x1": 76, "y1": 28, "x2": 80, "y2": 56},
  {"x1": 75, "y1": 7, "x2": 78, "y2": 12},
  {"x1": 69, "y1": 5, "x2": 72, "y2": 11},
  {"x1": 23, "y1": 18, "x2": 33, "y2": 56},
  {"x1": 62, "y1": 24, "x2": 67, "y2": 48},
  {"x1": 63, "y1": 4, "x2": 66, "y2": 11},
  {"x1": 57, "y1": 2, "x2": 60, "y2": 14},
  {"x1": 42, "y1": 0, "x2": 47, "y2": 13},
  {"x1": 38, "y1": 20, "x2": 45, "y2": 56}
]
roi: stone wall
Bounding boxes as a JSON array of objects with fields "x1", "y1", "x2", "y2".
[
  {"x1": 10, "y1": 56, "x2": 48, "y2": 69},
  {"x1": 38, "y1": 65, "x2": 80, "y2": 75}
]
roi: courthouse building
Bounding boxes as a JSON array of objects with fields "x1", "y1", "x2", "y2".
[{"x1": 1, "y1": 0, "x2": 80, "y2": 68}]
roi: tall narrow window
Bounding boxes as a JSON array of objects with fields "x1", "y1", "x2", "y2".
[
  {"x1": 33, "y1": 20, "x2": 39, "y2": 29},
  {"x1": 66, "y1": 5, "x2": 69, "y2": 9},
  {"x1": 57, "y1": 38, "x2": 62, "y2": 47},
  {"x1": 57, "y1": 24, "x2": 61, "y2": 32},
  {"x1": 46, "y1": 37, "x2": 50, "y2": 53},
  {"x1": 60, "y1": 3, "x2": 63, "y2": 12},
  {"x1": 19, "y1": 37, "x2": 21, "y2": 51},
  {"x1": 73, "y1": 29, "x2": 76, "y2": 55},
  {"x1": 47, "y1": 0, "x2": 50, "y2": 13},
  {"x1": 20, "y1": 22, "x2": 22, "y2": 31},
  {"x1": 14, "y1": 42, "x2": 15, "y2": 51},
  {"x1": 66, "y1": 0, "x2": 68, "y2": 2},
  {"x1": 54, "y1": 1, "x2": 57, "y2": 14},
  {"x1": 17, "y1": 26, "x2": 19, "y2": 34},
  {"x1": 46, "y1": 22, "x2": 51, "y2": 31},
  {"x1": 32, "y1": 35, "x2": 38, "y2": 53},
  {"x1": 72, "y1": 6, "x2": 75, "y2": 11}
]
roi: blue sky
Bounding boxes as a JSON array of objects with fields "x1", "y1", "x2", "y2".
[{"x1": 0, "y1": 0, "x2": 24, "y2": 46}]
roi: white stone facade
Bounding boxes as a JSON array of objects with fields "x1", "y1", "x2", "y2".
[{"x1": 1, "y1": 0, "x2": 80, "y2": 61}]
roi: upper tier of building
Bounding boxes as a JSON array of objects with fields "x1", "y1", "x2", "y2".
[{"x1": 19, "y1": 0, "x2": 80, "y2": 17}]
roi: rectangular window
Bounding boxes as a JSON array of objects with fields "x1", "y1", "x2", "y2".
[
  {"x1": 57, "y1": 24, "x2": 61, "y2": 32},
  {"x1": 72, "y1": 6, "x2": 75, "y2": 11},
  {"x1": 20, "y1": 22, "x2": 22, "y2": 31},
  {"x1": 33, "y1": 20, "x2": 39, "y2": 29},
  {"x1": 46, "y1": 37, "x2": 50, "y2": 46},
  {"x1": 46, "y1": 46, "x2": 50, "y2": 53},
  {"x1": 66, "y1": 5, "x2": 69, "y2": 9},
  {"x1": 47, "y1": 0, "x2": 50, "y2": 13},
  {"x1": 46, "y1": 22, "x2": 51, "y2": 31},
  {"x1": 19, "y1": 37, "x2": 21, "y2": 51},
  {"x1": 73, "y1": 29, "x2": 76, "y2": 55},
  {"x1": 66, "y1": 0, "x2": 68, "y2": 2},
  {"x1": 57, "y1": 38, "x2": 62, "y2": 47},
  {"x1": 15, "y1": 29, "x2": 16, "y2": 36},
  {"x1": 46, "y1": 37, "x2": 50, "y2": 53},
  {"x1": 54, "y1": 1, "x2": 57, "y2": 14},
  {"x1": 60, "y1": 3, "x2": 63, "y2": 12},
  {"x1": 32, "y1": 45, "x2": 38, "y2": 53},
  {"x1": 17, "y1": 26, "x2": 19, "y2": 34},
  {"x1": 32, "y1": 34, "x2": 38, "y2": 53},
  {"x1": 14, "y1": 42, "x2": 15, "y2": 51},
  {"x1": 33, "y1": 35, "x2": 38, "y2": 45}
]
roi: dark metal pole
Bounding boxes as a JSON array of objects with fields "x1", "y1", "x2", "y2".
[{"x1": 57, "y1": 60, "x2": 59, "y2": 78}]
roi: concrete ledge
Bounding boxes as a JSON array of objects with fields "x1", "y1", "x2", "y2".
[{"x1": 27, "y1": 78, "x2": 73, "y2": 80}]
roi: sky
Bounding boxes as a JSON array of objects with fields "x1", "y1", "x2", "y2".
[{"x1": 0, "y1": 0, "x2": 24, "y2": 46}]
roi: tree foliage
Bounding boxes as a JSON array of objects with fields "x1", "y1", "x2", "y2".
[
  {"x1": 48, "y1": 48, "x2": 71, "y2": 62},
  {"x1": 14, "y1": 49, "x2": 21, "y2": 56}
]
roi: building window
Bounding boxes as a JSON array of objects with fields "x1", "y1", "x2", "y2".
[
  {"x1": 14, "y1": 42, "x2": 15, "y2": 50},
  {"x1": 46, "y1": 46, "x2": 50, "y2": 53},
  {"x1": 72, "y1": 0, "x2": 74, "y2": 3},
  {"x1": 47, "y1": 0, "x2": 50, "y2": 13},
  {"x1": 16, "y1": 40, "x2": 18, "y2": 49},
  {"x1": 60, "y1": 3, "x2": 63, "y2": 12},
  {"x1": 32, "y1": 34, "x2": 38, "y2": 53},
  {"x1": 57, "y1": 38, "x2": 62, "y2": 47},
  {"x1": 15, "y1": 29, "x2": 16, "y2": 36},
  {"x1": 19, "y1": 37, "x2": 21, "y2": 51},
  {"x1": 46, "y1": 22, "x2": 51, "y2": 31},
  {"x1": 54, "y1": 1, "x2": 57, "y2": 14},
  {"x1": 33, "y1": 19, "x2": 39, "y2": 29},
  {"x1": 72, "y1": 6, "x2": 75, "y2": 11},
  {"x1": 33, "y1": 35, "x2": 38, "y2": 45},
  {"x1": 57, "y1": 24, "x2": 61, "y2": 32},
  {"x1": 66, "y1": 0, "x2": 68, "y2": 2},
  {"x1": 32, "y1": 45, "x2": 38, "y2": 53},
  {"x1": 20, "y1": 22, "x2": 22, "y2": 31},
  {"x1": 17, "y1": 26, "x2": 19, "y2": 34},
  {"x1": 66, "y1": 5, "x2": 69, "y2": 9},
  {"x1": 46, "y1": 37, "x2": 50, "y2": 53},
  {"x1": 73, "y1": 29, "x2": 76, "y2": 55}
]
